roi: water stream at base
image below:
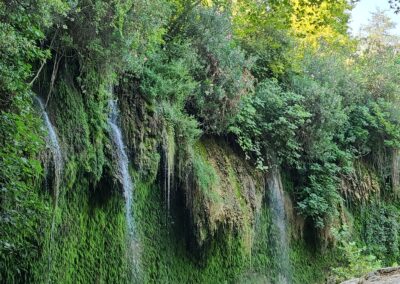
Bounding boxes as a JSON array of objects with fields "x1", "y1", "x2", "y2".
[
  {"x1": 267, "y1": 167, "x2": 291, "y2": 284},
  {"x1": 35, "y1": 96, "x2": 63, "y2": 282}
]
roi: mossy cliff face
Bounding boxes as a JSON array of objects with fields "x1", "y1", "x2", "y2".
[
  {"x1": 0, "y1": 78, "x2": 342, "y2": 283},
  {"x1": 340, "y1": 161, "x2": 381, "y2": 204},
  {"x1": 4, "y1": 56, "x2": 398, "y2": 284},
  {"x1": 133, "y1": 135, "x2": 266, "y2": 283},
  {"x1": 28, "y1": 57, "x2": 132, "y2": 283},
  {"x1": 116, "y1": 81, "x2": 162, "y2": 184},
  {"x1": 6, "y1": 83, "x2": 395, "y2": 283},
  {"x1": 163, "y1": 135, "x2": 264, "y2": 256},
  {"x1": 186, "y1": 138, "x2": 264, "y2": 250},
  {"x1": 6, "y1": 76, "x2": 395, "y2": 283},
  {"x1": 114, "y1": 90, "x2": 267, "y2": 281},
  {"x1": 34, "y1": 66, "x2": 270, "y2": 283},
  {"x1": 102, "y1": 89, "x2": 277, "y2": 282}
]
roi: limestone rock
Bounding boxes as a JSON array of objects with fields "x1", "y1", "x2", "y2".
[{"x1": 341, "y1": 267, "x2": 400, "y2": 284}]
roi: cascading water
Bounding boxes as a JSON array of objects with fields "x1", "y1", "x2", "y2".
[
  {"x1": 108, "y1": 98, "x2": 140, "y2": 279},
  {"x1": 267, "y1": 167, "x2": 291, "y2": 284},
  {"x1": 162, "y1": 126, "x2": 175, "y2": 219},
  {"x1": 35, "y1": 96, "x2": 63, "y2": 282},
  {"x1": 35, "y1": 97, "x2": 63, "y2": 197},
  {"x1": 108, "y1": 99, "x2": 134, "y2": 235}
]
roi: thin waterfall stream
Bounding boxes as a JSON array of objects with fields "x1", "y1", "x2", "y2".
[
  {"x1": 162, "y1": 127, "x2": 175, "y2": 220},
  {"x1": 35, "y1": 97, "x2": 63, "y2": 196},
  {"x1": 108, "y1": 98, "x2": 141, "y2": 280},
  {"x1": 108, "y1": 99, "x2": 134, "y2": 235},
  {"x1": 267, "y1": 167, "x2": 291, "y2": 284},
  {"x1": 35, "y1": 96, "x2": 63, "y2": 282}
]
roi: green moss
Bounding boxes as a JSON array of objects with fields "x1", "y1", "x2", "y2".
[
  {"x1": 2, "y1": 80, "x2": 369, "y2": 284},
  {"x1": 193, "y1": 143, "x2": 220, "y2": 201},
  {"x1": 226, "y1": 160, "x2": 246, "y2": 208},
  {"x1": 40, "y1": 172, "x2": 129, "y2": 283},
  {"x1": 27, "y1": 66, "x2": 130, "y2": 283},
  {"x1": 134, "y1": 178, "x2": 250, "y2": 283},
  {"x1": 290, "y1": 241, "x2": 338, "y2": 284},
  {"x1": 52, "y1": 77, "x2": 108, "y2": 183},
  {"x1": 352, "y1": 203, "x2": 400, "y2": 265},
  {"x1": 249, "y1": 171, "x2": 341, "y2": 284},
  {"x1": 248, "y1": 204, "x2": 274, "y2": 279},
  {"x1": 281, "y1": 170, "x2": 295, "y2": 194}
]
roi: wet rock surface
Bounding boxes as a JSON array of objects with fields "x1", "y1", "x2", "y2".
[{"x1": 341, "y1": 267, "x2": 400, "y2": 284}]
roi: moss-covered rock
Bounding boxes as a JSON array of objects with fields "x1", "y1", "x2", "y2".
[{"x1": 184, "y1": 138, "x2": 264, "y2": 249}]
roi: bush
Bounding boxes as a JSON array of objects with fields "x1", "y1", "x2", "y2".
[
  {"x1": 230, "y1": 79, "x2": 310, "y2": 169},
  {"x1": 180, "y1": 7, "x2": 254, "y2": 134},
  {"x1": 297, "y1": 164, "x2": 341, "y2": 228},
  {"x1": 0, "y1": 95, "x2": 50, "y2": 282},
  {"x1": 361, "y1": 204, "x2": 400, "y2": 263},
  {"x1": 331, "y1": 225, "x2": 382, "y2": 283}
]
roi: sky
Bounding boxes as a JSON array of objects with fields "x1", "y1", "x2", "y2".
[{"x1": 349, "y1": 0, "x2": 400, "y2": 35}]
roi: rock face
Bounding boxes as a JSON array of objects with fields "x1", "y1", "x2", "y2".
[{"x1": 342, "y1": 267, "x2": 400, "y2": 284}]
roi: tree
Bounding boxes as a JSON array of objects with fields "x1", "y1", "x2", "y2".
[
  {"x1": 178, "y1": 7, "x2": 254, "y2": 134},
  {"x1": 289, "y1": 0, "x2": 351, "y2": 48},
  {"x1": 359, "y1": 8, "x2": 400, "y2": 53}
]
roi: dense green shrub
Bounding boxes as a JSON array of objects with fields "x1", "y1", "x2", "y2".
[
  {"x1": 0, "y1": 1, "x2": 69, "y2": 281},
  {"x1": 0, "y1": 0, "x2": 69, "y2": 109},
  {"x1": 0, "y1": 95, "x2": 50, "y2": 282},
  {"x1": 141, "y1": 41, "x2": 198, "y2": 105},
  {"x1": 331, "y1": 225, "x2": 382, "y2": 283},
  {"x1": 230, "y1": 79, "x2": 310, "y2": 169},
  {"x1": 361, "y1": 204, "x2": 400, "y2": 263},
  {"x1": 179, "y1": 7, "x2": 254, "y2": 134}
]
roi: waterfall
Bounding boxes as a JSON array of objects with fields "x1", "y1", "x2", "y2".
[
  {"x1": 392, "y1": 148, "x2": 400, "y2": 197},
  {"x1": 267, "y1": 167, "x2": 291, "y2": 284},
  {"x1": 108, "y1": 99, "x2": 134, "y2": 235},
  {"x1": 108, "y1": 98, "x2": 140, "y2": 279},
  {"x1": 35, "y1": 96, "x2": 63, "y2": 283},
  {"x1": 35, "y1": 97, "x2": 63, "y2": 198},
  {"x1": 162, "y1": 126, "x2": 175, "y2": 219}
]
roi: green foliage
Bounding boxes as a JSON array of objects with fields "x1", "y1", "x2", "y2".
[
  {"x1": 0, "y1": 95, "x2": 50, "y2": 282},
  {"x1": 249, "y1": 204, "x2": 275, "y2": 280},
  {"x1": 0, "y1": 2, "x2": 67, "y2": 280},
  {"x1": 289, "y1": 71, "x2": 348, "y2": 166},
  {"x1": 193, "y1": 145, "x2": 220, "y2": 198},
  {"x1": 240, "y1": 27, "x2": 293, "y2": 79},
  {"x1": 52, "y1": 77, "x2": 107, "y2": 182},
  {"x1": 297, "y1": 165, "x2": 341, "y2": 228},
  {"x1": 360, "y1": 204, "x2": 400, "y2": 263},
  {"x1": 250, "y1": 198, "x2": 338, "y2": 284},
  {"x1": 233, "y1": 0, "x2": 294, "y2": 78},
  {"x1": 178, "y1": 7, "x2": 254, "y2": 134},
  {"x1": 230, "y1": 79, "x2": 310, "y2": 169},
  {"x1": 332, "y1": 241, "x2": 381, "y2": 282},
  {"x1": 43, "y1": 175, "x2": 129, "y2": 283},
  {"x1": 54, "y1": 0, "x2": 169, "y2": 75},
  {"x1": 288, "y1": 55, "x2": 351, "y2": 227},
  {"x1": 141, "y1": 41, "x2": 198, "y2": 106},
  {"x1": 0, "y1": 0, "x2": 69, "y2": 109},
  {"x1": 331, "y1": 225, "x2": 382, "y2": 283},
  {"x1": 290, "y1": 240, "x2": 339, "y2": 284}
]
